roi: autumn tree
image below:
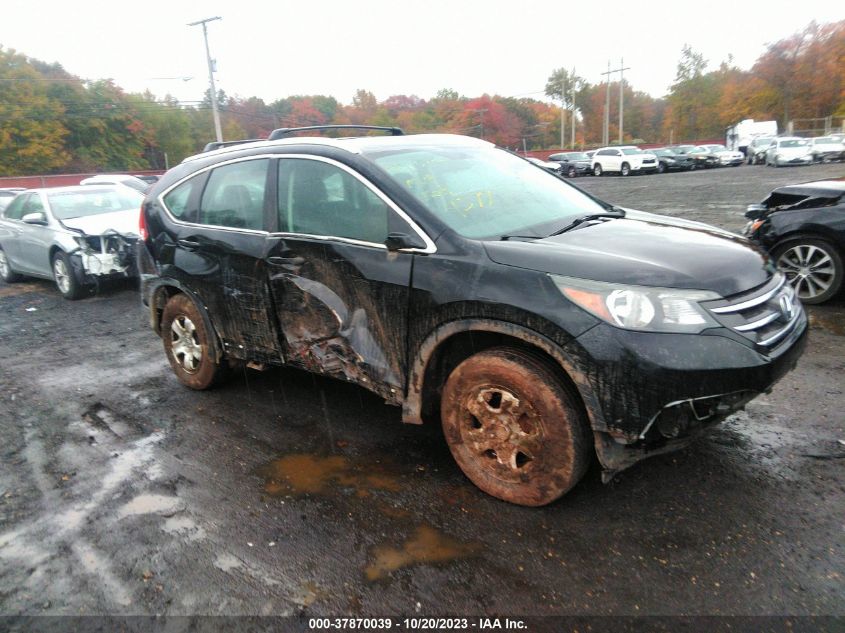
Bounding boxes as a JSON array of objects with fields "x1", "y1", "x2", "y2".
[{"x1": 0, "y1": 47, "x2": 69, "y2": 174}]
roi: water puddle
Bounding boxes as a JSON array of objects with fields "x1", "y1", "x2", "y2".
[
  {"x1": 808, "y1": 310, "x2": 845, "y2": 336},
  {"x1": 364, "y1": 525, "x2": 480, "y2": 581},
  {"x1": 118, "y1": 494, "x2": 185, "y2": 519},
  {"x1": 259, "y1": 454, "x2": 402, "y2": 498},
  {"x1": 162, "y1": 516, "x2": 206, "y2": 541}
]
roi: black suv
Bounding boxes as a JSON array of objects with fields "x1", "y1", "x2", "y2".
[{"x1": 139, "y1": 127, "x2": 807, "y2": 506}]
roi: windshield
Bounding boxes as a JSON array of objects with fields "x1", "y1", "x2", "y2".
[
  {"x1": 47, "y1": 188, "x2": 143, "y2": 220},
  {"x1": 707, "y1": 145, "x2": 727, "y2": 151},
  {"x1": 814, "y1": 137, "x2": 837, "y2": 145},
  {"x1": 621, "y1": 148, "x2": 642, "y2": 155},
  {"x1": 564, "y1": 152, "x2": 589, "y2": 160},
  {"x1": 779, "y1": 139, "x2": 809, "y2": 148},
  {"x1": 365, "y1": 145, "x2": 606, "y2": 239},
  {"x1": 653, "y1": 149, "x2": 674, "y2": 156},
  {"x1": 753, "y1": 138, "x2": 773, "y2": 146}
]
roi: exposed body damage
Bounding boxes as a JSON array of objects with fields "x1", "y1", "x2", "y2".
[
  {"x1": 67, "y1": 229, "x2": 137, "y2": 280},
  {"x1": 139, "y1": 131, "x2": 808, "y2": 505}
]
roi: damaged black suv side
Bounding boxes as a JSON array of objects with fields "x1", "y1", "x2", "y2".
[{"x1": 139, "y1": 129, "x2": 807, "y2": 506}]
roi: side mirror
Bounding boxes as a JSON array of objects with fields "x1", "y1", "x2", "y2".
[
  {"x1": 744, "y1": 204, "x2": 767, "y2": 220},
  {"x1": 385, "y1": 232, "x2": 425, "y2": 252},
  {"x1": 22, "y1": 212, "x2": 47, "y2": 225}
]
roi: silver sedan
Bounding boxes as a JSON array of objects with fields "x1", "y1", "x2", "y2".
[{"x1": 0, "y1": 185, "x2": 143, "y2": 299}]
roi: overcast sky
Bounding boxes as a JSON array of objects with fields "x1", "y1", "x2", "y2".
[{"x1": 2, "y1": 1, "x2": 843, "y2": 106}]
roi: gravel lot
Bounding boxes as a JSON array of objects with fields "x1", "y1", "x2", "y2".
[{"x1": 0, "y1": 162, "x2": 843, "y2": 624}]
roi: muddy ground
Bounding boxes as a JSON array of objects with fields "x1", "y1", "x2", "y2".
[{"x1": 0, "y1": 163, "x2": 843, "y2": 620}]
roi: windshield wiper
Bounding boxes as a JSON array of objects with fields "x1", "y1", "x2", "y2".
[
  {"x1": 546, "y1": 208, "x2": 625, "y2": 237},
  {"x1": 500, "y1": 234, "x2": 542, "y2": 241}
]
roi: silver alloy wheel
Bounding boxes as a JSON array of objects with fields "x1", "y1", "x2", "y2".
[
  {"x1": 777, "y1": 244, "x2": 835, "y2": 300},
  {"x1": 0, "y1": 250, "x2": 8, "y2": 278},
  {"x1": 53, "y1": 257, "x2": 70, "y2": 294},
  {"x1": 170, "y1": 315, "x2": 203, "y2": 373}
]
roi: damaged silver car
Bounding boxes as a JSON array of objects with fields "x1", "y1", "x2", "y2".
[{"x1": 0, "y1": 185, "x2": 142, "y2": 299}]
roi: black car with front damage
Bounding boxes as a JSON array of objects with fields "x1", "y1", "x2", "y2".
[
  {"x1": 138, "y1": 129, "x2": 807, "y2": 506},
  {"x1": 671, "y1": 145, "x2": 719, "y2": 169},
  {"x1": 744, "y1": 179, "x2": 845, "y2": 304},
  {"x1": 650, "y1": 148, "x2": 693, "y2": 173},
  {"x1": 547, "y1": 152, "x2": 593, "y2": 178}
]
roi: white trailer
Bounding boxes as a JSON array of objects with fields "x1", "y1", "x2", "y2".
[{"x1": 726, "y1": 119, "x2": 778, "y2": 156}]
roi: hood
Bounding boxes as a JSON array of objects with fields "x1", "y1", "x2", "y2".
[
  {"x1": 777, "y1": 146, "x2": 812, "y2": 157},
  {"x1": 483, "y1": 212, "x2": 772, "y2": 297},
  {"x1": 61, "y1": 209, "x2": 139, "y2": 237}
]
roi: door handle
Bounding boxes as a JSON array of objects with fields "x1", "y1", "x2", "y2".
[
  {"x1": 178, "y1": 239, "x2": 201, "y2": 251},
  {"x1": 268, "y1": 255, "x2": 304, "y2": 266}
]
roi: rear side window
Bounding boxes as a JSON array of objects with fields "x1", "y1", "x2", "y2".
[
  {"x1": 277, "y1": 159, "x2": 389, "y2": 244},
  {"x1": 199, "y1": 159, "x2": 269, "y2": 230},
  {"x1": 3, "y1": 194, "x2": 28, "y2": 220},
  {"x1": 163, "y1": 174, "x2": 204, "y2": 222}
]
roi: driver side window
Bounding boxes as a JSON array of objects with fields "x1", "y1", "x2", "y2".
[{"x1": 277, "y1": 159, "x2": 389, "y2": 245}]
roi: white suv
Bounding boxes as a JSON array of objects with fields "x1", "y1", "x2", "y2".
[{"x1": 591, "y1": 146, "x2": 658, "y2": 176}]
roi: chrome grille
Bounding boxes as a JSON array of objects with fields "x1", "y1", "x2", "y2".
[{"x1": 704, "y1": 274, "x2": 802, "y2": 349}]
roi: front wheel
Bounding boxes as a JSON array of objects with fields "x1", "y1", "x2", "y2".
[
  {"x1": 52, "y1": 251, "x2": 85, "y2": 299},
  {"x1": 657, "y1": 163, "x2": 666, "y2": 174},
  {"x1": 440, "y1": 347, "x2": 591, "y2": 506},
  {"x1": 567, "y1": 166, "x2": 576, "y2": 178},
  {"x1": 593, "y1": 163, "x2": 603, "y2": 177},
  {"x1": 161, "y1": 293, "x2": 227, "y2": 389},
  {"x1": 773, "y1": 238, "x2": 843, "y2": 304},
  {"x1": 620, "y1": 162, "x2": 631, "y2": 177}
]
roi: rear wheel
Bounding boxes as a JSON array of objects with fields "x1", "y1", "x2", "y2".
[
  {"x1": 593, "y1": 163, "x2": 603, "y2": 176},
  {"x1": 161, "y1": 293, "x2": 227, "y2": 389},
  {"x1": 440, "y1": 347, "x2": 591, "y2": 506},
  {"x1": 0, "y1": 246, "x2": 22, "y2": 283},
  {"x1": 773, "y1": 238, "x2": 843, "y2": 304}
]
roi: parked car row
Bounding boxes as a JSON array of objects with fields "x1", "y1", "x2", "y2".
[{"x1": 746, "y1": 134, "x2": 845, "y2": 166}]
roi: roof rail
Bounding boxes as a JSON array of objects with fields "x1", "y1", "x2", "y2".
[
  {"x1": 202, "y1": 139, "x2": 265, "y2": 153},
  {"x1": 267, "y1": 125, "x2": 405, "y2": 141}
]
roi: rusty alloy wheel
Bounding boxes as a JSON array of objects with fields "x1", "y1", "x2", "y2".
[
  {"x1": 441, "y1": 347, "x2": 591, "y2": 506},
  {"x1": 161, "y1": 293, "x2": 226, "y2": 390}
]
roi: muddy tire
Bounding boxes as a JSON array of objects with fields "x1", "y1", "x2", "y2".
[
  {"x1": 772, "y1": 237, "x2": 843, "y2": 305},
  {"x1": 52, "y1": 251, "x2": 85, "y2": 300},
  {"x1": 0, "y1": 246, "x2": 22, "y2": 283},
  {"x1": 161, "y1": 293, "x2": 226, "y2": 389},
  {"x1": 440, "y1": 347, "x2": 591, "y2": 506}
]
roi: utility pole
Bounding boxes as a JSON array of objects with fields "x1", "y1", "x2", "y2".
[
  {"x1": 476, "y1": 108, "x2": 488, "y2": 140},
  {"x1": 602, "y1": 61, "x2": 611, "y2": 145},
  {"x1": 601, "y1": 59, "x2": 628, "y2": 145},
  {"x1": 618, "y1": 57, "x2": 630, "y2": 144},
  {"x1": 570, "y1": 66, "x2": 576, "y2": 149},
  {"x1": 189, "y1": 16, "x2": 223, "y2": 143},
  {"x1": 562, "y1": 104, "x2": 568, "y2": 150}
]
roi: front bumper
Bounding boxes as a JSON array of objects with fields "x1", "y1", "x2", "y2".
[
  {"x1": 564, "y1": 315, "x2": 808, "y2": 477},
  {"x1": 776, "y1": 155, "x2": 813, "y2": 165}
]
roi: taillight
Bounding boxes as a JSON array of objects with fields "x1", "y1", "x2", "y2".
[{"x1": 139, "y1": 204, "x2": 148, "y2": 241}]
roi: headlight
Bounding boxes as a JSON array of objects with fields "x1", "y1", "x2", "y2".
[{"x1": 551, "y1": 275, "x2": 720, "y2": 333}]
